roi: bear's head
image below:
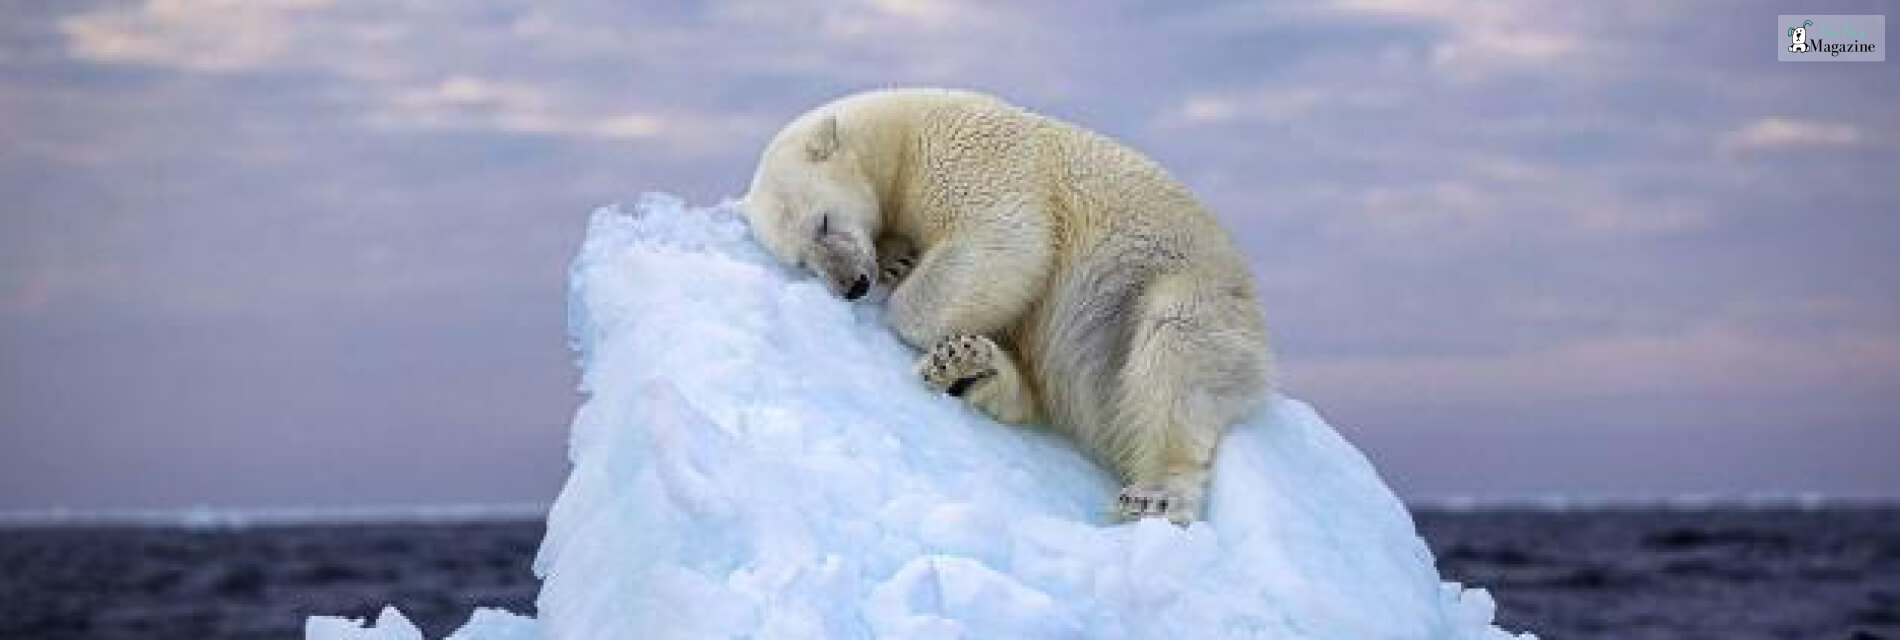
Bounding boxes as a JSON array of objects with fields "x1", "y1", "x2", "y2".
[{"x1": 742, "y1": 112, "x2": 880, "y2": 301}]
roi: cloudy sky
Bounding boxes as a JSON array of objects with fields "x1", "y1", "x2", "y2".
[{"x1": 2, "y1": 0, "x2": 1896, "y2": 510}]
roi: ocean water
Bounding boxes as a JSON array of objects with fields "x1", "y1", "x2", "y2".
[
  {"x1": 1413, "y1": 506, "x2": 1900, "y2": 640},
  {"x1": 3, "y1": 506, "x2": 1894, "y2": 639},
  {"x1": 0, "y1": 521, "x2": 539, "y2": 639}
]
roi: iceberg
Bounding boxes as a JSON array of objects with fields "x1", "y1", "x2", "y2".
[{"x1": 308, "y1": 193, "x2": 1531, "y2": 640}]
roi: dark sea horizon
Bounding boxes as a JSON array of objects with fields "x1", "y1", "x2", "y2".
[{"x1": 3, "y1": 502, "x2": 1895, "y2": 639}]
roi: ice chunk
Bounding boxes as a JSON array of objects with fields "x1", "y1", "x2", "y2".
[
  {"x1": 529, "y1": 194, "x2": 1532, "y2": 639},
  {"x1": 446, "y1": 609, "x2": 541, "y2": 640},
  {"x1": 306, "y1": 192, "x2": 1533, "y2": 639},
  {"x1": 304, "y1": 606, "x2": 538, "y2": 640},
  {"x1": 305, "y1": 606, "x2": 423, "y2": 640}
]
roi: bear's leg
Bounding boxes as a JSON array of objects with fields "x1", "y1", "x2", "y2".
[
  {"x1": 886, "y1": 217, "x2": 1056, "y2": 350},
  {"x1": 1110, "y1": 273, "x2": 1268, "y2": 524},
  {"x1": 916, "y1": 334, "x2": 1042, "y2": 425},
  {"x1": 1112, "y1": 407, "x2": 1216, "y2": 525}
]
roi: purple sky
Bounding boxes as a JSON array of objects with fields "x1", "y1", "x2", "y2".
[{"x1": 3, "y1": 0, "x2": 1897, "y2": 510}]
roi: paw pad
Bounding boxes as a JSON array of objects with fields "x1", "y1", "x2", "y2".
[{"x1": 919, "y1": 334, "x2": 998, "y2": 397}]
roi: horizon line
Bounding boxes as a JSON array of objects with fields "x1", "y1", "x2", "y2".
[{"x1": 5, "y1": 494, "x2": 1899, "y2": 528}]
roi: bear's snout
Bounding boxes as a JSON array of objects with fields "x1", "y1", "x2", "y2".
[{"x1": 812, "y1": 232, "x2": 874, "y2": 301}]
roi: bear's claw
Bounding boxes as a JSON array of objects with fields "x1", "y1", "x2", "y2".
[
  {"x1": 1116, "y1": 483, "x2": 1192, "y2": 524},
  {"x1": 877, "y1": 247, "x2": 919, "y2": 286},
  {"x1": 919, "y1": 334, "x2": 999, "y2": 397}
]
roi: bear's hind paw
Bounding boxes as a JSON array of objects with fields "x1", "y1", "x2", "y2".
[{"x1": 1116, "y1": 484, "x2": 1195, "y2": 525}]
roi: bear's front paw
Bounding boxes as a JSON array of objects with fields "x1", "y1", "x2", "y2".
[
  {"x1": 917, "y1": 334, "x2": 999, "y2": 397},
  {"x1": 877, "y1": 247, "x2": 919, "y2": 287},
  {"x1": 1116, "y1": 483, "x2": 1195, "y2": 525}
]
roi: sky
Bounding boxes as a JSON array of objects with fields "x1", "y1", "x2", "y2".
[{"x1": 2, "y1": 0, "x2": 1897, "y2": 510}]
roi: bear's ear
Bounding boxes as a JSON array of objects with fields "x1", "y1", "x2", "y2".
[{"x1": 806, "y1": 114, "x2": 841, "y2": 162}]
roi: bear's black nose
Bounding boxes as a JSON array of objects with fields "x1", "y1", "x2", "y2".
[{"x1": 844, "y1": 275, "x2": 870, "y2": 300}]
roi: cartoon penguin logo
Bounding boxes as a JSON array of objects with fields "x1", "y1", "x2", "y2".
[{"x1": 1789, "y1": 19, "x2": 1812, "y2": 53}]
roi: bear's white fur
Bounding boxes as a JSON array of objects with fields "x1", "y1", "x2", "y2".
[{"x1": 741, "y1": 88, "x2": 1271, "y2": 523}]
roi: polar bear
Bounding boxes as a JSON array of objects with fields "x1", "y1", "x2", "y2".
[{"x1": 741, "y1": 88, "x2": 1271, "y2": 523}]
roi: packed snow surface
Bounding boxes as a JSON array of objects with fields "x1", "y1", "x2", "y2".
[{"x1": 309, "y1": 193, "x2": 1531, "y2": 639}]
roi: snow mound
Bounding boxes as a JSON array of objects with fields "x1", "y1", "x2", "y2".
[{"x1": 309, "y1": 193, "x2": 1532, "y2": 640}]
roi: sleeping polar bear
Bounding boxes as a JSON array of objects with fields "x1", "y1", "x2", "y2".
[{"x1": 740, "y1": 88, "x2": 1271, "y2": 523}]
